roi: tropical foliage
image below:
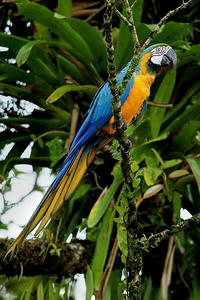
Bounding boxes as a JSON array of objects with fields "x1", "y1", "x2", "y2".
[{"x1": 0, "y1": 0, "x2": 200, "y2": 299}]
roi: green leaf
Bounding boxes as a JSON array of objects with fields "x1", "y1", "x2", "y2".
[
  {"x1": 172, "y1": 191, "x2": 181, "y2": 221},
  {"x1": 0, "y1": 32, "x2": 27, "y2": 54},
  {"x1": 131, "y1": 160, "x2": 139, "y2": 172},
  {"x1": 31, "y1": 58, "x2": 58, "y2": 84},
  {"x1": 116, "y1": 205, "x2": 124, "y2": 216},
  {"x1": 115, "y1": 0, "x2": 144, "y2": 70},
  {"x1": 56, "y1": 54, "x2": 89, "y2": 84},
  {"x1": 117, "y1": 224, "x2": 127, "y2": 256},
  {"x1": 25, "y1": 278, "x2": 36, "y2": 300},
  {"x1": 48, "y1": 282, "x2": 53, "y2": 300},
  {"x1": 150, "y1": 22, "x2": 192, "y2": 45},
  {"x1": 47, "y1": 84, "x2": 98, "y2": 103},
  {"x1": 132, "y1": 0, "x2": 144, "y2": 27},
  {"x1": 71, "y1": 183, "x2": 91, "y2": 201},
  {"x1": 143, "y1": 278, "x2": 153, "y2": 300},
  {"x1": 143, "y1": 184, "x2": 163, "y2": 199},
  {"x1": 162, "y1": 159, "x2": 182, "y2": 169},
  {"x1": 170, "y1": 120, "x2": 200, "y2": 153},
  {"x1": 137, "y1": 23, "x2": 156, "y2": 43},
  {"x1": 65, "y1": 18, "x2": 107, "y2": 75},
  {"x1": 109, "y1": 270, "x2": 122, "y2": 300},
  {"x1": 164, "y1": 91, "x2": 200, "y2": 133},
  {"x1": 164, "y1": 83, "x2": 200, "y2": 124},
  {"x1": 88, "y1": 164, "x2": 123, "y2": 228},
  {"x1": 191, "y1": 278, "x2": 200, "y2": 300},
  {"x1": 131, "y1": 132, "x2": 168, "y2": 163},
  {"x1": 186, "y1": 158, "x2": 200, "y2": 192},
  {"x1": 91, "y1": 207, "x2": 114, "y2": 290},
  {"x1": 0, "y1": 63, "x2": 36, "y2": 84},
  {"x1": 144, "y1": 167, "x2": 162, "y2": 186},
  {"x1": 103, "y1": 284, "x2": 111, "y2": 300},
  {"x1": 168, "y1": 169, "x2": 189, "y2": 179},
  {"x1": 17, "y1": 0, "x2": 94, "y2": 66},
  {"x1": 178, "y1": 44, "x2": 200, "y2": 67},
  {"x1": 46, "y1": 137, "x2": 65, "y2": 167},
  {"x1": 0, "y1": 220, "x2": 7, "y2": 230},
  {"x1": 149, "y1": 67, "x2": 177, "y2": 137},
  {"x1": 85, "y1": 267, "x2": 94, "y2": 300},
  {"x1": 16, "y1": 40, "x2": 45, "y2": 66},
  {"x1": 58, "y1": 0, "x2": 71, "y2": 17},
  {"x1": 37, "y1": 282, "x2": 44, "y2": 300}
]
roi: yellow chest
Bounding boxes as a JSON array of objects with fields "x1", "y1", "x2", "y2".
[{"x1": 102, "y1": 73, "x2": 155, "y2": 135}]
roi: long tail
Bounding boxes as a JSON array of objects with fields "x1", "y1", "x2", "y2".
[{"x1": 5, "y1": 138, "x2": 112, "y2": 258}]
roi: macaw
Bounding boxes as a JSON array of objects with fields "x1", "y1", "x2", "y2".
[{"x1": 6, "y1": 44, "x2": 177, "y2": 256}]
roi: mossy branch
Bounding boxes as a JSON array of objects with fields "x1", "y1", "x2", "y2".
[
  {"x1": 104, "y1": 0, "x2": 133, "y2": 185},
  {"x1": 103, "y1": 0, "x2": 197, "y2": 299},
  {"x1": 1, "y1": 238, "x2": 94, "y2": 277},
  {"x1": 103, "y1": 1, "x2": 141, "y2": 299},
  {"x1": 141, "y1": 0, "x2": 195, "y2": 51},
  {"x1": 140, "y1": 213, "x2": 200, "y2": 250}
]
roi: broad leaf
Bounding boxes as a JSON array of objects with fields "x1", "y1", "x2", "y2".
[{"x1": 149, "y1": 67, "x2": 177, "y2": 138}]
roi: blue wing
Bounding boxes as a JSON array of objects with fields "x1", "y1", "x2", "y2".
[
  {"x1": 70, "y1": 60, "x2": 134, "y2": 152},
  {"x1": 46, "y1": 60, "x2": 135, "y2": 194}
]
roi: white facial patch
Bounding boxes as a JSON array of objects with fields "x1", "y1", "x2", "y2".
[
  {"x1": 150, "y1": 45, "x2": 171, "y2": 65},
  {"x1": 150, "y1": 55, "x2": 163, "y2": 65}
]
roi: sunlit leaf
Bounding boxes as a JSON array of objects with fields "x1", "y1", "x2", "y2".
[
  {"x1": 143, "y1": 184, "x2": 164, "y2": 199},
  {"x1": 168, "y1": 169, "x2": 189, "y2": 179},
  {"x1": 47, "y1": 85, "x2": 97, "y2": 103},
  {"x1": 16, "y1": 40, "x2": 46, "y2": 66},
  {"x1": 37, "y1": 282, "x2": 44, "y2": 300},
  {"x1": 162, "y1": 159, "x2": 182, "y2": 169},
  {"x1": 25, "y1": 278, "x2": 36, "y2": 300}
]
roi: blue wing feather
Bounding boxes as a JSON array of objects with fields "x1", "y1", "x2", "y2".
[
  {"x1": 39, "y1": 60, "x2": 135, "y2": 202},
  {"x1": 70, "y1": 60, "x2": 133, "y2": 151}
]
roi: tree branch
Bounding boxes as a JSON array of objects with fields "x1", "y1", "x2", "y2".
[
  {"x1": 123, "y1": 0, "x2": 140, "y2": 49},
  {"x1": 104, "y1": 0, "x2": 133, "y2": 185},
  {"x1": 104, "y1": 2, "x2": 142, "y2": 299},
  {"x1": 141, "y1": 0, "x2": 195, "y2": 51},
  {"x1": 148, "y1": 101, "x2": 173, "y2": 108},
  {"x1": 104, "y1": 1, "x2": 197, "y2": 299},
  {"x1": 140, "y1": 213, "x2": 200, "y2": 250},
  {"x1": 1, "y1": 238, "x2": 94, "y2": 277}
]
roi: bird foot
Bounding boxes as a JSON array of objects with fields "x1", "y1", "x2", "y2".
[
  {"x1": 124, "y1": 140, "x2": 132, "y2": 153},
  {"x1": 113, "y1": 119, "x2": 128, "y2": 133}
]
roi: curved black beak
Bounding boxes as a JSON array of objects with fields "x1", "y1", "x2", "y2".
[{"x1": 161, "y1": 48, "x2": 177, "y2": 67}]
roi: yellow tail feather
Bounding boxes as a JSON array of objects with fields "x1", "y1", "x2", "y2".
[{"x1": 5, "y1": 137, "x2": 113, "y2": 258}]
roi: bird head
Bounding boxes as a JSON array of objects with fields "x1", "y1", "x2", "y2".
[{"x1": 138, "y1": 44, "x2": 177, "y2": 76}]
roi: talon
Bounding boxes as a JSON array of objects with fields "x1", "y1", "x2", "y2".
[
  {"x1": 122, "y1": 119, "x2": 127, "y2": 131},
  {"x1": 112, "y1": 119, "x2": 127, "y2": 132},
  {"x1": 124, "y1": 140, "x2": 132, "y2": 153}
]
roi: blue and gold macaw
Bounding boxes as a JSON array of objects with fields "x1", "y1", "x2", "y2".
[{"x1": 6, "y1": 44, "x2": 177, "y2": 256}]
